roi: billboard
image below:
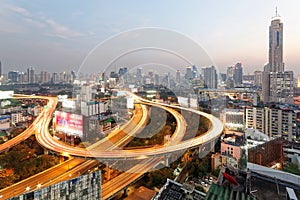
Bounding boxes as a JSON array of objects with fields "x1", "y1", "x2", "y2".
[
  {"x1": 127, "y1": 96, "x2": 134, "y2": 109},
  {"x1": 177, "y1": 96, "x2": 188, "y2": 107},
  {"x1": 0, "y1": 91, "x2": 14, "y2": 100},
  {"x1": 54, "y1": 111, "x2": 83, "y2": 137}
]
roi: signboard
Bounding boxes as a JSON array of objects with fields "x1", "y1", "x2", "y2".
[
  {"x1": 127, "y1": 96, "x2": 134, "y2": 109},
  {"x1": 54, "y1": 111, "x2": 83, "y2": 137},
  {"x1": 177, "y1": 96, "x2": 188, "y2": 107}
]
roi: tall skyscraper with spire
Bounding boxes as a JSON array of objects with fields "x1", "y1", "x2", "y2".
[
  {"x1": 262, "y1": 8, "x2": 294, "y2": 103},
  {"x1": 268, "y1": 8, "x2": 284, "y2": 72}
]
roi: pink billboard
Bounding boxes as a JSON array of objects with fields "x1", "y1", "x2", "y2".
[{"x1": 54, "y1": 111, "x2": 83, "y2": 137}]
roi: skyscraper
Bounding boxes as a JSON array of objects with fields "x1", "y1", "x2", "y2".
[
  {"x1": 262, "y1": 9, "x2": 294, "y2": 103},
  {"x1": 27, "y1": 67, "x2": 35, "y2": 84},
  {"x1": 269, "y1": 11, "x2": 284, "y2": 72},
  {"x1": 175, "y1": 70, "x2": 181, "y2": 84},
  {"x1": 201, "y1": 66, "x2": 217, "y2": 89},
  {"x1": 254, "y1": 71, "x2": 263, "y2": 87},
  {"x1": 185, "y1": 66, "x2": 193, "y2": 80},
  {"x1": 226, "y1": 62, "x2": 243, "y2": 88}
]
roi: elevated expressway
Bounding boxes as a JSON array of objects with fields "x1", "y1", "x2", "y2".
[
  {"x1": 0, "y1": 95, "x2": 57, "y2": 153},
  {"x1": 7, "y1": 93, "x2": 222, "y2": 160},
  {"x1": 1, "y1": 93, "x2": 223, "y2": 199},
  {"x1": 33, "y1": 93, "x2": 222, "y2": 199}
]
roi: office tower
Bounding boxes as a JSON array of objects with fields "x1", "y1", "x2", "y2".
[
  {"x1": 219, "y1": 73, "x2": 227, "y2": 82},
  {"x1": 52, "y1": 73, "x2": 58, "y2": 84},
  {"x1": 201, "y1": 66, "x2": 217, "y2": 89},
  {"x1": 234, "y1": 63, "x2": 243, "y2": 85},
  {"x1": 192, "y1": 65, "x2": 200, "y2": 78},
  {"x1": 162, "y1": 73, "x2": 170, "y2": 88},
  {"x1": 40, "y1": 71, "x2": 50, "y2": 83},
  {"x1": 185, "y1": 66, "x2": 193, "y2": 80},
  {"x1": 71, "y1": 70, "x2": 76, "y2": 81},
  {"x1": 136, "y1": 67, "x2": 142, "y2": 84},
  {"x1": 269, "y1": 11, "x2": 284, "y2": 73},
  {"x1": 175, "y1": 70, "x2": 181, "y2": 84},
  {"x1": 226, "y1": 62, "x2": 243, "y2": 88},
  {"x1": 154, "y1": 73, "x2": 159, "y2": 85},
  {"x1": 27, "y1": 67, "x2": 35, "y2": 84},
  {"x1": 8, "y1": 71, "x2": 19, "y2": 83},
  {"x1": 262, "y1": 10, "x2": 294, "y2": 103},
  {"x1": 254, "y1": 71, "x2": 263, "y2": 87}
]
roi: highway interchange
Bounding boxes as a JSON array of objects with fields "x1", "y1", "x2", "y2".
[{"x1": 0, "y1": 92, "x2": 223, "y2": 199}]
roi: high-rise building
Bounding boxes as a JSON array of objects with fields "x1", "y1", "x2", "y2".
[
  {"x1": 269, "y1": 12, "x2": 284, "y2": 73},
  {"x1": 234, "y1": 62, "x2": 243, "y2": 86},
  {"x1": 201, "y1": 66, "x2": 217, "y2": 89},
  {"x1": 226, "y1": 63, "x2": 243, "y2": 88},
  {"x1": 8, "y1": 71, "x2": 19, "y2": 83},
  {"x1": 175, "y1": 70, "x2": 180, "y2": 84},
  {"x1": 27, "y1": 67, "x2": 35, "y2": 84},
  {"x1": 262, "y1": 10, "x2": 294, "y2": 103},
  {"x1": 185, "y1": 66, "x2": 193, "y2": 80},
  {"x1": 254, "y1": 71, "x2": 263, "y2": 87},
  {"x1": 153, "y1": 73, "x2": 159, "y2": 85},
  {"x1": 40, "y1": 71, "x2": 50, "y2": 83},
  {"x1": 136, "y1": 67, "x2": 142, "y2": 85},
  {"x1": 245, "y1": 105, "x2": 300, "y2": 141},
  {"x1": 192, "y1": 65, "x2": 200, "y2": 79}
]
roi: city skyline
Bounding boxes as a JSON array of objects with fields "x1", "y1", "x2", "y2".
[{"x1": 0, "y1": 1, "x2": 300, "y2": 75}]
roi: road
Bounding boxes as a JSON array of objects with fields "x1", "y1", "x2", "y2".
[
  {"x1": 34, "y1": 94, "x2": 222, "y2": 159},
  {"x1": 102, "y1": 156, "x2": 163, "y2": 200},
  {"x1": 0, "y1": 158, "x2": 86, "y2": 199},
  {"x1": 0, "y1": 96, "x2": 57, "y2": 153},
  {"x1": 0, "y1": 93, "x2": 223, "y2": 199},
  {"x1": 4, "y1": 93, "x2": 222, "y2": 159}
]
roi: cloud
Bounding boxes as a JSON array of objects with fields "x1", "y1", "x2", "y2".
[
  {"x1": 23, "y1": 17, "x2": 45, "y2": 28},
  {"x1": 0, "y1": 3, "x2": 94, "y2": 39},
  {"x1": 44, "y1": 18, "x2": 95, "y2": 39}
]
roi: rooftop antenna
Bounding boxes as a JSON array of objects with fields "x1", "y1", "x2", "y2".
[{"x1": 272, "y1": 6, "x2": 280, "y2": 19}]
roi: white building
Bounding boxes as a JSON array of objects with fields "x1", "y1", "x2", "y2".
[
  {"x1": 245, "y1": 105, "x2": 300, "y2": 141},
  {"x1": 11, "y1": 112, "x2": 24, "y2": 124},
  {"x1": 220, "y1": 108, "x2": 244, "y2": 131}
]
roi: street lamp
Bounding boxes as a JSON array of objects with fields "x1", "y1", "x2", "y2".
[
  {"x1": 26, "y1": 186, "x2": 30, "y2": 192},
  {"x1": 37, "y1": 183, "x2": 42, "y2": 189}
]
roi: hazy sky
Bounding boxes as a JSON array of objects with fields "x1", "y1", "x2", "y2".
[{"x1": 1, "y1": 0, "x2": 300, "y2": 75}]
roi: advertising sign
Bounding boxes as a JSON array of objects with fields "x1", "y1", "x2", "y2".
[{"x1": 54, "y1": 111, "x2": 83, "y2": 137}]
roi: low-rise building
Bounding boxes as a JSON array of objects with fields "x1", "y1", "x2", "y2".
[
  {"x1": 153, "y1": 179, "x2": 206, "y2": 200},
  {"x1": 220, "y1": 108, "x2": 244, "y2": 131},
  {"x1": 11, "y1": 112, "x2": 24, "y2": 124}
]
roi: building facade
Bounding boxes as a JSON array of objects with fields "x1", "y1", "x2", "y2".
[
  {"x1": 262, "y1": 12, "x2": 294, "y2": 103},
  {"x1": 245, "y1": 105, "x2": 300, "y2": 141},
  {"x1": 201, "y1": 66, "x2": 217, "y2": 89}
]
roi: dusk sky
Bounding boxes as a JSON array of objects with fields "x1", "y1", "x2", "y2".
[{"x1": 1, "y1": 0, "x2": 300, "y2": 75}]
